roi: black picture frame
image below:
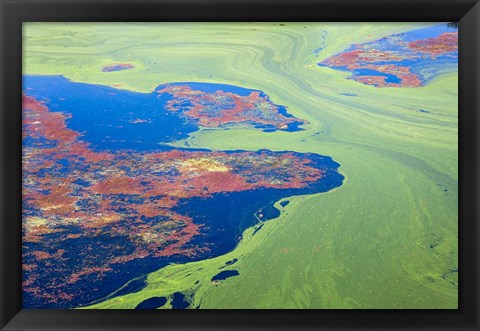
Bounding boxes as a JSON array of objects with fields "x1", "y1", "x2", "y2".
[{"x1": 1, "y1": 0, "x2": 479, "y2": 330}]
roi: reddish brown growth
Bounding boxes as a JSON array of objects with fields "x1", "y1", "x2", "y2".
[
  {"x1": 407, "y1": 32, "x2": 458, "y2": 55},
  {"x1": 157, "y1": 84, "x2": 306, "y2": 130}
]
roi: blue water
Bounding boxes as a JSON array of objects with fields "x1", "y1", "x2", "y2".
[
  {"x1": 23, "y1": 75, "x2": 197, "y2": 151},
  {"x1": 255, "y1": 201, "x2": 281, "y2": 221},
  {"x1": 280, "y1": 200, "x2": 290, "y2": 207},
  {"x1": 171, "y1": 292, "x2": 189, "y2": 309},
  {"x1": 352, "y1": 69, "x2": 401, "y2": 84},
  {"x1": 211, "y1": 270, "x2": 239, "y2": 281},
  {"x1": 135, "y1": 296, "x2": 167, "y2": 309},
  {"x1": 23, "y1": 76, "x2": 304, "y2": 153}
]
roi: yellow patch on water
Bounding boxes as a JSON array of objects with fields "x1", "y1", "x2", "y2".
[{"x1": 178, "y1": 158, "x2": 230, "y2": 174}]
